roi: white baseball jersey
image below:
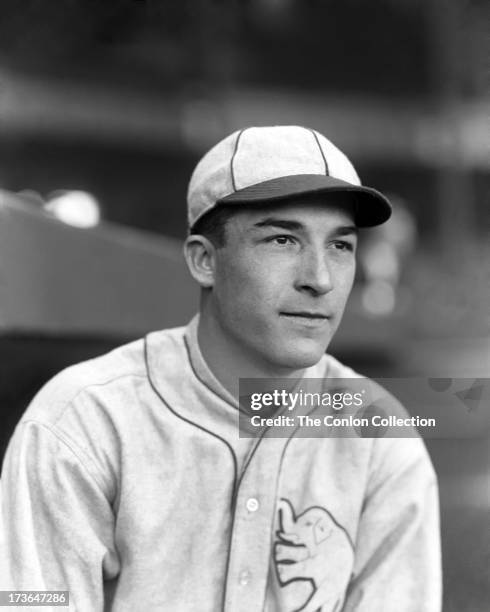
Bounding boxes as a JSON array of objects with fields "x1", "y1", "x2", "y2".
[{"x1": 1, "y1": 315, "x2": 441, "y2": 611}]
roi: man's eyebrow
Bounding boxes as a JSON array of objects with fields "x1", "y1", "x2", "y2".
[
  {"x1": 252, "y1": 218, "x2": 304, "y2": 231},
  {"x1": 252, "y1": 218, "x2": 359, "y2": 236},
  {"x1": 335, "y1": 225, "x2": 358, "y2": 237}
]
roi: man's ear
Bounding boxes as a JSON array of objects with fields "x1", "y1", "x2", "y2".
[{"x1": 183, "y1": 235, "x2": 217, "y2": 288}]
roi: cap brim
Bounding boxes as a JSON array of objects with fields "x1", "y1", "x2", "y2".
[{"x1": 218, "y1": 174, "x2": 392, "y2": 227}]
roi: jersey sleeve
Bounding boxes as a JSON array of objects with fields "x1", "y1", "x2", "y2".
[
  {"x1": 1, "y1": 419, "x2": 120, "y2": 611},
  {"x1": 342, "y1": 436, "x2": 442, "y2": 612}
]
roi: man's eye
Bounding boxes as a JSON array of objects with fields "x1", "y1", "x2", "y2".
[
  {"x1": 332, "y1": 241, "x2": 354, "y2": 252},
  {"x1": 270, "y1": 235, "x2": 296, "y2": 246}
]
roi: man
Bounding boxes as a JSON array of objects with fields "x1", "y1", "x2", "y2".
[{"x1": 1, "y1": 126, "x2": 441, "y2": 611}]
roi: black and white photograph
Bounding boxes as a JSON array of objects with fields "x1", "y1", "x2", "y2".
[{"x1": 0, "y1": 1, "x2": 488, "y2": 611}]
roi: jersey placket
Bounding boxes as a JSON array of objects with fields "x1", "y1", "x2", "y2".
[{"x1": 224, "y1": 436, "x2": 288, "y2": 612}]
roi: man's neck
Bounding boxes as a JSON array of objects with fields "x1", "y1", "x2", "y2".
[{"x1": 196, "y1": 311, "x2": 305, "y2": 400}]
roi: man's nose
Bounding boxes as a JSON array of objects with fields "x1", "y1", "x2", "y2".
[{"x1": 295, "y1": 247, "x2": 333, "y2": 295}]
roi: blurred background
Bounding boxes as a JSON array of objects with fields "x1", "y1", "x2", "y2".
[{"x1": 0, "y1": 1, "x2": 488, "y2": 609}]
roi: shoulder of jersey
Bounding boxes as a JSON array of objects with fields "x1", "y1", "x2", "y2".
[{"x1": 21, "y1": 324, "x2": 188, "y2": 424}]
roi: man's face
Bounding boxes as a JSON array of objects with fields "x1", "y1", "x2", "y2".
[{"x1": 207, "y1": 196, "x2": 358, "y2": 373}]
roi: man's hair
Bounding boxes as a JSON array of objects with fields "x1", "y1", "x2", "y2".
[{"x1": 189, "y1": 205, "x2": 241, "y2": 248}]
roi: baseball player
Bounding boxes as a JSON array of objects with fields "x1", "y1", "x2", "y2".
[{"x1": 1, "y1": 126, "x2": 441, "y2": 611}]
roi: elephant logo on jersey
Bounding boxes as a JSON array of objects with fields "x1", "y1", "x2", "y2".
[{"x1": 273, "y1": 498, "x2": 354, "y2": 612}]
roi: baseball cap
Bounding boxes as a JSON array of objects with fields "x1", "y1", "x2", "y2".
[{"x1": 187, "y1": 125, "x2": 392, "y2": 229}]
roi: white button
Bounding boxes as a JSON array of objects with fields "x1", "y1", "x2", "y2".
[
  {"x1": 246, "y1": 497, "x2": 259, "y2": 512},
  {"x1": 239, "y1": 569, "x2": 251, "y2": 585}
]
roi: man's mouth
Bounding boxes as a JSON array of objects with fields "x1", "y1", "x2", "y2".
[
  {"x1": 281, "y1": 311, "x2": 329, "y2": 319},
  {"x1": 280, "y1": 312, "x2": 331, "y2": 327}
]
